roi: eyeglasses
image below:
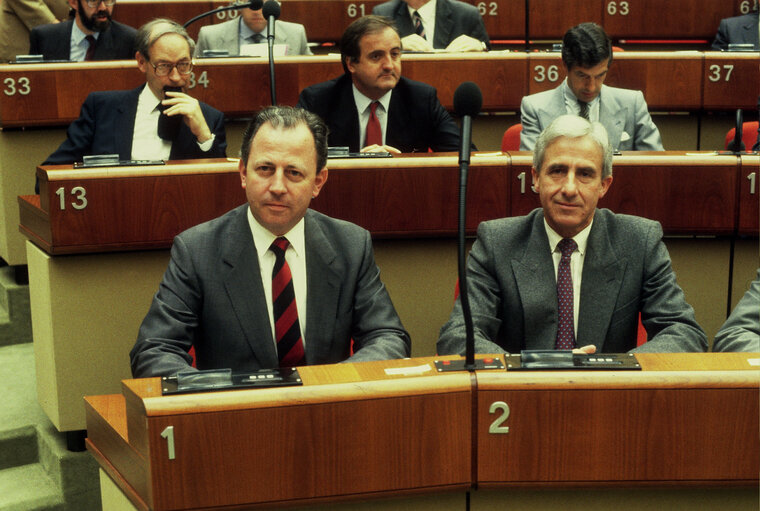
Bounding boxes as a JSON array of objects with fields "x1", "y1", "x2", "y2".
[
  {"x1": 150, "y1": 60, "x2": 194, "y2": 77},
  {"x1": 84, "y1": 0, "x2": 116, "y2": 7}
]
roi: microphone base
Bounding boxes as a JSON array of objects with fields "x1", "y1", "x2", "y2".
[{"x1": 434, "y1": 357, "x2": 505, "y2": 372}]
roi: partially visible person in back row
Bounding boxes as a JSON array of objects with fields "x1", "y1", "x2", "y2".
[
  {"x1": 42, "y1": 18, "x2": 226, "y2": 184},
  {"x1": 520, "y1": 22, "x2": 664, "y2": 152},
  {"x1": 372, "y1": 0, "x2": 490, "y2": 52},
  {"x1": 712, "y1": 269, "x2": 760, "y2": 352},
  {"x1": 195, "y1": 2, "x2": 312, "y2": 56},
  {"x1": 30, "y1": 0, "x2": 136, "y2": 61},
  {"x1": 0, "y1": 0, "x2": 69, "y2": 62},
  {"x1": 297, "y1": 15, "x2": 460, "y2": 153},
  {"x1": 711, "y1": 10, "x2": 759, "y2": 51}
]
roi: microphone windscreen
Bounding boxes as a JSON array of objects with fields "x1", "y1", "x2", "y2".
[
  {"x1": 262, "y1": 0, "x2": 281, "y2": 19},
  {"x1": 453, "y1": 82, "x2": 482, "y2": 117}
]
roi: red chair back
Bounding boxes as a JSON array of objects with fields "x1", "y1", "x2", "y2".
[
  {"x1": 725, "y1": 121, "x2": 759, "y2": 150},
  {"x1": 501, "y1": 123, "x2": 523, "y2": 152}
]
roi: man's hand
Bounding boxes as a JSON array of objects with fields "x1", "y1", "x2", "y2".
[
  {"x1": 445, "y1": 35, "x2": 486, "y2": 52},
  {"x1": 401, "y1": 34, "x2": 434, "y2": 52},
  {"x1": 572, "y1": 344, "x2": 597, "y2": 354},
  {"x1": 361, "y1": 144, "x2": 401, "y2": 154},
  {"x1": 162, "y1": 91, "x2": 212, "y2": 143}
]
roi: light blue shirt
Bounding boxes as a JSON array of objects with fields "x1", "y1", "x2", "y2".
[{"x1": 69, "y1": 22, "x2": 99, "y2": 62}]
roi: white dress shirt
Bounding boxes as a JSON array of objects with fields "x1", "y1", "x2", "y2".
[
  {"x1": 247, "y1": 208, "x2": 308, "y2": 351},
  {"x1": 544, "y1": 219, "x2": 593, "y2": 338},
  {"x1": 352, "y1": 85, "x2": 392, "y2": 147},
  {"x1": 131, "y1": 85, "x2": 173, "y2": 161},
  {"x1": 407, "y1": 0, "x2": 437, "y2": 45}
]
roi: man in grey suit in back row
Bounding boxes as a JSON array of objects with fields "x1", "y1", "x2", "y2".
[
  {"x1": 194, "y1": 4, "x2": 311, "y2": 56},
  {"x1": 131, "y1": 106, "x2": 410, "y2": 378},
  {"x1": 438, "y1": 115, "x2": 706, "y2": 356},
  {"x1": 520, "y1": 22, "x2": 664, "y2": 152}
]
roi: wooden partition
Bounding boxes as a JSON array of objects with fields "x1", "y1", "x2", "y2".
[{"x1": 85, "y1": 353, "x2": 759, "y2": 510}]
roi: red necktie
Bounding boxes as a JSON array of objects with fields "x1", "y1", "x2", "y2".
[
  {"x1": 85, "y1": 35, "x2": 96, "y2": 61},
  {"x1": 270, "y1": 237, "x2": 305, "y2": 367},
  {"x1": 364, "y1": 101, "x2": 382, "y2": 147},
  {"x1": 555, "y1": 238, "x2": 577, "y2": 350}
]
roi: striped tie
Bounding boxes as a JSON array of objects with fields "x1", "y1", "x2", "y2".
[
  {"x1": 555, "y1": 238, "x2": 577, "y2": 350},
  {"x1": 578, "y1": 100, "x2": 589, "y2": 120},
  {"x1": 270, "y1": 237, "x2": 305, "y2": 367},
  {"x1": 413, "y1": 11, "x2": 426, "y2": 39}
]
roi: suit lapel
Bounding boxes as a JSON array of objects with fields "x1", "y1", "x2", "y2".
[
  {"x1": 115, "y1": 86, "x2": 140, "y2": 159},
  {"x1": 511, "y1": 214, "x2": 559, "y2": 350},
  {"x1": 386, "y1": 79, "x2": 413, "y2": 150},
  {"x1": 433, "y1": 0, "x2": 453, "y2": 49},
  {"x1": 598, "y1": 86, "x2": 625, "y2": 149},
  {"x1": 223, "y1": 208, "x2": 279, "y2": 367},
  {"x1": 304, "y1": 211, "x2": 342, "y2": 364},
  {"x1": 393, "y1": 0, "x2": 414, "y2": 35},
  {"x1": 577, "y1": 212, "x2": 625, "y2": 350},
  {"x1": 332, "y1": 76, "x2": 362, "y2": 151}
]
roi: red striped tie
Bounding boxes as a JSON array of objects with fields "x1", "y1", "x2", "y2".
[{"x1": 270, "y1": 237, "x2": 305, "y2": 367}]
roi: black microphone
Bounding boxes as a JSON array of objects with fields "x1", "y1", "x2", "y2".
[
  {"x1": 262, "y1": 0, "x2": 280, "y2": 105},
  {"x1": 727, "y1": 108, "x2": 745, "y2": 153},
  {"x1": 453, "y1": 81, "x2": 482, "y2": 371},
  {"x1": 183, "y1": 1, "x2": 263, "y2": 29}
]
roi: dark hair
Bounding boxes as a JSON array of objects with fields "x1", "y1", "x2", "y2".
[
  {"x1": 339, "y1": 15, "x2": 399, "y2": 74},
  {"x1": 240, "y1": 106, "x2": 329, "y2": 172},
  {"x1": 136, "y1": 18, "x2": 195, "y2": 60},
  {"x1": 561, "y1": 22, "x2": 612, "y2": 70}
]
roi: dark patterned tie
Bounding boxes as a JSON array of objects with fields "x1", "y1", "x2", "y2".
[
  {"x1": 364, "y1": 101, "x2": 382, "y2": 147},
  {"x1": 413, "y1": 11, "x2": 426, "y2": 39},
  {"x1": 251, "y1": 33, "x2": 265, "y2": 44},
  {"x1": 84, "y1": 35, "x2": 96, "y2": 61},
  {"x1": 555, "y1": 238, "x2": 578, "y2": 350},
  {"x1": 578, "y1": 100, "x2": 589, "y2": 120},
  {"x1": 270, "y1": 237, "x2": 305, "y2": 367}
]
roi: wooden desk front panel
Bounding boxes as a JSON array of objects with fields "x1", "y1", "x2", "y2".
[
  {"x1": 528, "y1": 0, "x2": 604, "y2": 40},
  {"x1": 739, "y1": 155, "x2": 759, "y2": 235},
  {"x1": 477, "y1": 386, "x2": 760, "y2": 485},
  {"x1": 508, "y1": 153, "x2": 739, "y2": 235},
  {"x1": 144, "y1": 390, "x2": 471, "y2": 510},
  {"x1": 526, "y1": 53, "x2": 704, "y2": 110},
  {"x1": 702, "y1": 53, "x2": 760, "y2": 111},
  {"x1": 310, "y1": 156, "x2": 509, "y2": 237}
]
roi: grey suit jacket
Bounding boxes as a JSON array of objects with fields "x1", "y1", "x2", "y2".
[
  {"x1": 131, "y1": 206, "x2": 410, "y2": 377},
  {"x1": 711, "y1": 12, "x2": 759, "y2": 50},
  {"x1": 29, "y1": 18, "x2": 137, "y2": 60},
  {"x1": 712, "y1": 268, "x2": 760, "y2": 352},
  {"x1": 372, "y1": 0, "x2": 490, "y2": 49},
  {"x1": 194, "y1": 17, "x2": 312, "y2": 56},
  {"x1": 520, "y1": 82, "x2": 664, "y2": 151},
  {"x1": 438, "y1": 208, "x2": 707, "y2": 355}
]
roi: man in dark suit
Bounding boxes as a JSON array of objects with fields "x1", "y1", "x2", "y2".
[
  {"x1": 29, "y1": 0, "x2": 136, "y2": 61},
  {"x1": 711, "y1": 11, "x2": 759, "y2": 50},
  {"x1": 372, "y1": 0, "x2": 489, "y2": 51},
  {"x1": 130, "y1": 106, "x2": 411, "y2": 377},
  {"x1": 296, "y1": 15, "x2": 459, "y2": 153},
  {"x1": 438, "y1": 114, "x2": 707, "y2": 355},
  {"x1": 43, "y1": 18, "x2": 226, "y2": 168}
]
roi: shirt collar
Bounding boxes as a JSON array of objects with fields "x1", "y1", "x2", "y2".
[
  {"x1": 562, "y1": 78, "x2": 600, "y2": 109},
  {"x1": 239, "y1": 16, "x2": 264, "y2": 39},
  {"x1": 137, "y1": 83, "x2": 163, "y2": 112},
  {"x1": 407, "y1": 0, "x2": 436, "y2": 23},
  {"x1": 351, "y1": 84, "x2": 393, "y2": 115},
  {"x1": 247, "y1": 207, "x2": 306, "y2": 260},
  {"x1": 543, "y1": 217, "x2": 593, "y2": 257}
]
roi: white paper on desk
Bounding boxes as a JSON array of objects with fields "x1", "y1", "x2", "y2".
[
  {"x1": 240, "y1": 43, "x2": 287, "y2": 57},
  {"x1": 385, "y1": 364, "x2": 432, "y2": 376},
  {"x1": 748, "y1": 358, "x2": 760, "y2": 366}
]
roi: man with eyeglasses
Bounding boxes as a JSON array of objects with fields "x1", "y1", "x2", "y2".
[
  {"x1": 29, "y1": 0, "x2": 136, "y2": 61},
  {"x1": 42, "y1": 18, "x2": 226, "y2": 172}
]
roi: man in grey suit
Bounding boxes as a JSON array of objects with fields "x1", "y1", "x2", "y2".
[
  {"x1": 373, "y1": 0, "x2": 489, "y2": 51},
  {"x1": 29, "y1": 0, "x2": 136, "y2": 61},
  {"x1": 194, "y1": 5, "x2": 311, "y2": 56},
  {"x1": 438, "y1": 115, "x2": 706, "y2": 356},
  {"x1": 520, "y1": 22, "x2": 663, "y2": 152},
  {"x1": 711, "y1": 11, "x2": 759, "y2": 51},
  {"x1": 131, "y1": 106, "x2": 410, "y2": 378},
  {"x1": 712, "y1": 269, "x2": 760, "y2": 352}
]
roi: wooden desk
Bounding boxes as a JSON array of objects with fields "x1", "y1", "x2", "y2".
[
  {"x1": 739, "y1": 154, "x2": 758, "y2": 236},
  {"x1": 85, "y1": 354, "x2": 759, "y2": 510}
]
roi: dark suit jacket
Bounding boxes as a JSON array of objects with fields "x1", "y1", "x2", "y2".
[
  {"x1": 372, "y1": 0, "x2": 490, "y2": 49},
  {"x1": 43, "y1": 85, "x2": 227, "y2": 165},
  {"x1": 711, "y1": 12, "x2": 759, "y2": 50},
  {"x1": 29, "y1": 18, "x2": 137, "y2": 60},
  {"x1": 296, "y1": 74, "x2": 460, "y2": 152},
  {"x1": 438, "y1": 208, "x2": 707, "y2": 355},
  {"x1": 712, "y1": 268, "x2": 760, "y2": 352},
  {"x1": 130, "y1": 206, "x2": 411, "y2": 377}
]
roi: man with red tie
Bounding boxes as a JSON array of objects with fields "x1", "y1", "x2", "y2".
[
  {"x1": 130, "y1": 106, "x2": 410, "y2": 378},
  {"x1": 438, "y1": 115, "x2": 706, "y2": 356},
  {"x1": 296, "y1": 15, "x2": 460, "y2": 154}
]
